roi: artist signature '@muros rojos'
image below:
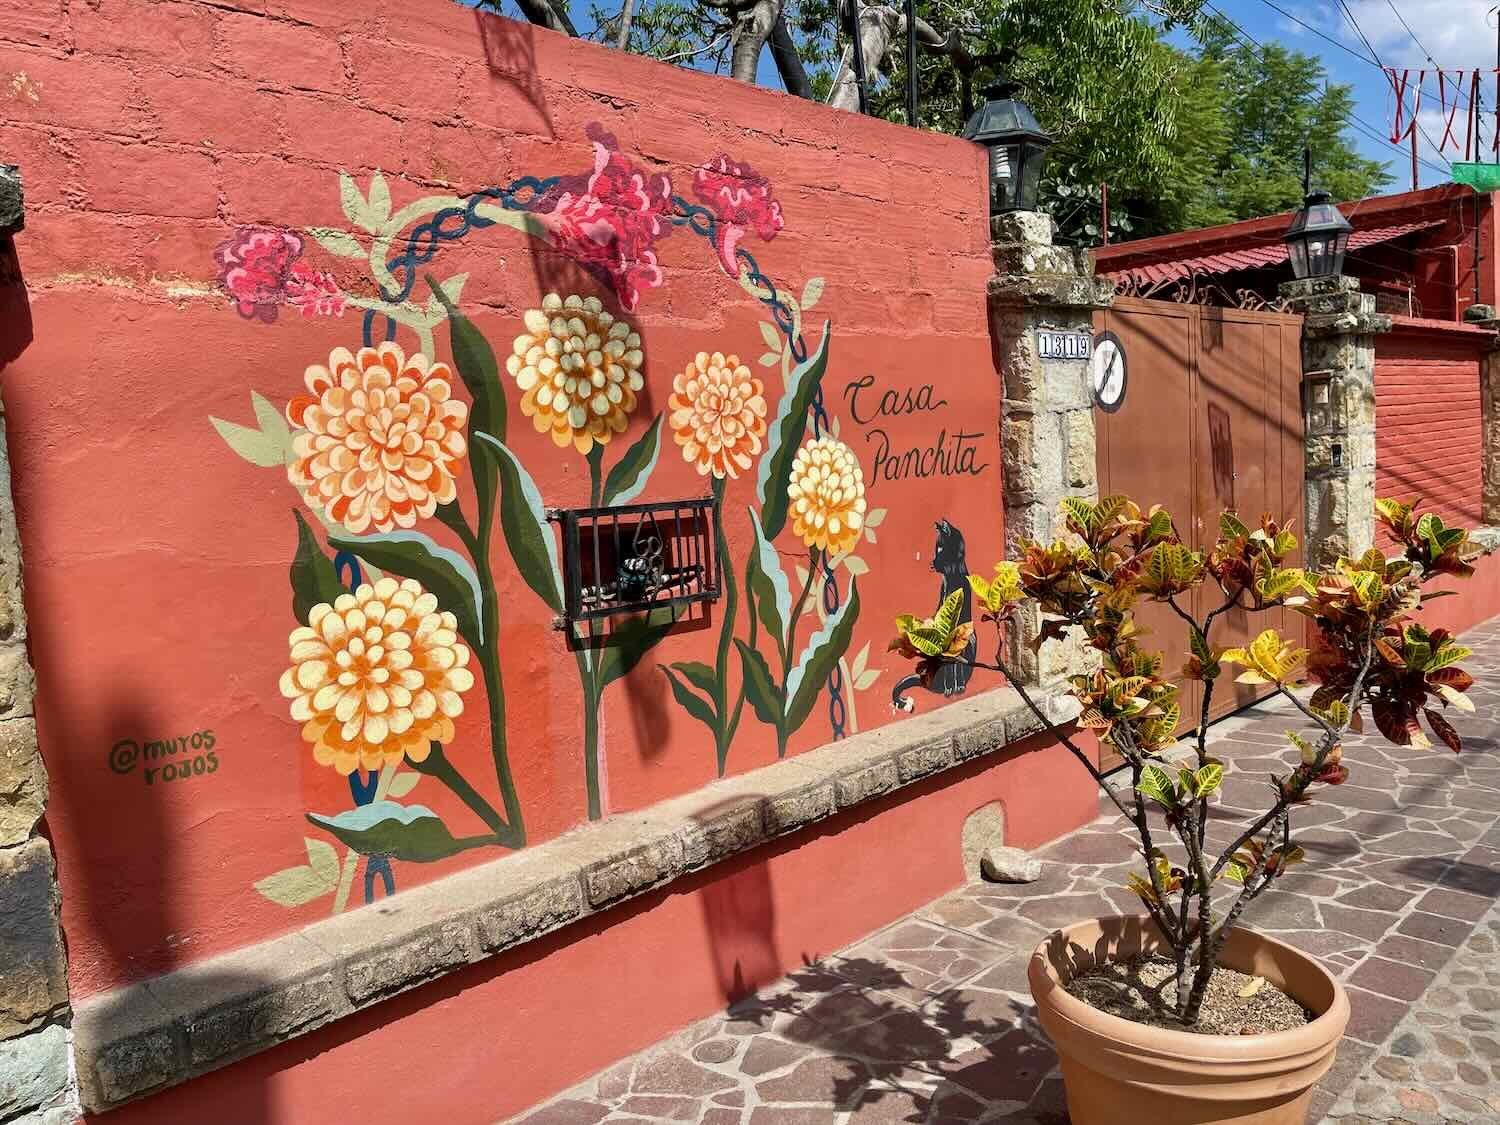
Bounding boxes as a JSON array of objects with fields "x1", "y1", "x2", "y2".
[
  {"x1": 109, "y1": 730, "x2": 220, "y2": 786},
  {"x1": 841, "y1": 374, "x2": 990, "y2": 484}
]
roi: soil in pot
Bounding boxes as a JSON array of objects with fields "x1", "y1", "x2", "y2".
[{"x1": 1065, "y1": 955, "x2": 1314, "y2": 1036}]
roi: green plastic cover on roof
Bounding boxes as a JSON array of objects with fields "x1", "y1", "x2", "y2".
[{"x1": 1452, "y1": 162, "x2": 1500, "y2": 191}]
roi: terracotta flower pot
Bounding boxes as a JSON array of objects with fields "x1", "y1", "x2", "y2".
[{"x1": 1028, "y1": 916, "x2": 1350, "y2": 1125}]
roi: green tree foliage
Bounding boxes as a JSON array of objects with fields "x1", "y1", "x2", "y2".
[
  {"x1": 486, "y1": 0, "x2": 1389, "y2": 245},
  {"x1": 1101, "y1": 17, "x2": 1391, "y2": 242}
]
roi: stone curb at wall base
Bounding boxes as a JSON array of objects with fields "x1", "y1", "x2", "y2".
[{"x1": 70, "y1": 685, "x2": 1080, "y2": 1114}]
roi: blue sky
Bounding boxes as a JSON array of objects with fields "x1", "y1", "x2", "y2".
[
  {"x1": 1197, "y1": 0, "x2": 1497, "y2": 190},
  {"x1": 480, "y1": 0, "x2": 1495, "y2": 191}
]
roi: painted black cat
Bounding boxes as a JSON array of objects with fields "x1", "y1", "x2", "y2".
[{"x1": 892, "y1": 519, "x2": 977, "y2": 711}]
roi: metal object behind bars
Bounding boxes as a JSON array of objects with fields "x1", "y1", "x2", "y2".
[{"x1": 547, "y1": 497, "x2": 721, "y2": 629}]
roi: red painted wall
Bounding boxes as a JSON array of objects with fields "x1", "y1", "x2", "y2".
[
  {"x1": 0, "y1": 0, "x2": 1095, "y2": 1046},
  {"x1": 83, "y1": 726, "x2": 1097, "y2": 1125}
]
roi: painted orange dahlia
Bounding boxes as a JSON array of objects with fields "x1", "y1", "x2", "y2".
[
  {"x1": 279, "y1": 577, "x2": 474, "y2": 775},
  {"x1": 286, "y1": 343, "x2": 468, "y2": 534},
  {"x1": 507, "y1": 293, "x2": 644, "y2": 454},
  {"x1": 668, "y1": 351, "x2": 768, "y2": 479},
  {"x1": 787, "y1": 436, "x2": 867, "y2": 556}
]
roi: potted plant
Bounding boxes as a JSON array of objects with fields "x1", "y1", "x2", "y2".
[{"x1": 890, "y1": 495, "x2": 1481, "y2": 1125}]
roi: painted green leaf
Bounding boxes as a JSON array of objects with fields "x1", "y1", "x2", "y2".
[
  {"x1": 598, "y1": 608, "x2": 678, "y2": 688},
  {"x1": 758, "y1": 320, "x2": 783, "y2": 352},
  {"x1": 366, "y1": 171, "x2": 392, "y2": 228},
  {"x1": 735, "y1": 639, "x2": 784, "y2": 727},
  {"x1": 339, "y1": 172, "x2": 377, "y2": 234},
  {"x1": 253, "y1": 836, "x2": 342, "y2": 907},
  {"x1": 603, "y1": 414, "x2": 663, "y2": 505},
  {"x1": 670, "y1": 660, "x2": 719, "y2": 697},
  {"x1": 801, "y1": 277, "x2": 825, "y2": 309},
  {"x1": 473, "y1": 432, "x2": 563, "y2": 613},
  {"x1": 291, "y1": 510, "x2": 348, "y2": 625},
  {"x1": 783, "y1": 578, "x2": 861, "y2": 733},
  {"x1": 423, "y1": 273, "x2": 470, "y2": 326},
  {"x1": 307, "y1": 800, "x2": 477, "y2": 862},
  {"x1": 307, "y1": 227, "x2": 367, "y2": 259},
  {"x1": 253, "y1": 864, "x2": 338, "y2": 908},
  {"x1": 661, "y1": 664, "x2": 718, "y2": 729},
  {"x1": 746, "y1": 508, "x2": 792, "y2": 649},
  {"x1": 304, "y1": 836, "x2": 340, "y2": 885},
  {"x1": 211, "y1": 391, "x2": 294, "y2": 468},
  {"x1": 210, "y1": 416, "x2": 285, "y2": 468},
  {"x1": 755, "y1": 324, "x2": 831, "y2": 539},
  {"x1": 428, "y1": 276, "x2": 505, "y2": 446},
  {"x1": 328, "y1": 528, "x2": 484, "y2": 649},
  {"x1": 758, "y1": 352, "x2": 779, "y2": 368}
]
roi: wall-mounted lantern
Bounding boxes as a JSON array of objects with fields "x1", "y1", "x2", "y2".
[
  {"x1": 1284, "y1": 189, "x2": 1353, "y2": 279},
  {"x1": 547, "y1": 497, "x2": 719, "y2": 629},
  {"x1": 961, "y1": 83, "x2": 1052, "y2": 215}
]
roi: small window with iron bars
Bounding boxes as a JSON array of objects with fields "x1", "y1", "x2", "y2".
[{"x1": 547, "y1": 497, "x2": 720, "y2": 629}]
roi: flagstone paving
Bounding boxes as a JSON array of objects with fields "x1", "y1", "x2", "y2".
[{"x1": 511, "y1": 617, "x2": 1500, "y2": 1124}]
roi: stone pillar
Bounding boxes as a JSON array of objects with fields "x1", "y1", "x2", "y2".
[
  {"x1": 988, "y1": 211, "x2": 1113, "y2": 685},
  {"x1": 1460, "y1": 305, "x2": 1500, "y2": 530},
  {"x1": 1278, "y1": 276, "x2": 1391, "y2": 569},
  {"x1": 0, "y1": 166, "x2": 78, "y2": 1124}
]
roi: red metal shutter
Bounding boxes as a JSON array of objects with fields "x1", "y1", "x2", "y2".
[{"x1": 1375, "y1": 323, "x2": 1484, "y2": 545}]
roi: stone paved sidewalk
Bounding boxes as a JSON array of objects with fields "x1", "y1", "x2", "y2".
[{"x1": 512, "y1": 617, "x2": 1500, "y2": 1125}]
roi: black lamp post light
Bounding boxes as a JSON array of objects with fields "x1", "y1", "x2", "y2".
[
  {"x1": 1283, "y1": 189, "x2": 1353, "y2": 279},
  {"x1": 962, "y1": 83, "x2": 1052, "y2": 215}
]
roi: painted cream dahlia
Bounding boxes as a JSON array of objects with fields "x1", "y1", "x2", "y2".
[
  {"x1": 507, "y1": 293, "x2": 644, "y2": 454},
  {"x1": 278, "y1": 577, "x2": 474, "y2": 775},
  {"x1": 286, "y1": 343, "x2": 468, "y2": 535},
  {"x1": 787, "y1": 436, "x2": 867, "y2": 556},
  {"x1": 668, "y1": 351, "x2": 769, "y2": 479}
]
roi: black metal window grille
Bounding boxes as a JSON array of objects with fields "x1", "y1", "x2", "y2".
[{"x1": 548, "y1": 497, "x2": 720, "y2": 626}]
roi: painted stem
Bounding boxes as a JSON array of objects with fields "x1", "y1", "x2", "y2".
[
  {"x1": 436, "y1": 500, "x2": 525, "y2": 845},
  {"x1": 579, "y1": 445, "x2": 606, "y2": 818},
  {"x1": 332, "y1": 761, "x2": 396, "y2": 914},
  {"x1": 776, "y1": 547, "x2": 820, "y2": 757},
  {"x1": 711, "y1": 475, "x2": 738, "y2": 774},
  {"x1": 410, "y1": 742, "x2": 515, "y2": 843}
]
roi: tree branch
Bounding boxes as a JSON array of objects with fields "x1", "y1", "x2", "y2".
[
  {"x1": 729, "y1": 0, "x2": 782, "y2": 83},
  {"x1": 769, "y1": 14, "x2": 814, "y2": 98}
]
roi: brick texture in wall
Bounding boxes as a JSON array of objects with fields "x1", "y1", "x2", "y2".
[{"x1": 0, "y1": 0, "x2": 1020, "y2": 1010}]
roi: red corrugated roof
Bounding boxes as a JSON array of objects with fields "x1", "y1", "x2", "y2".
[{"x1": 1101, "y1": 221, "x2": 1444, "y2": 287}]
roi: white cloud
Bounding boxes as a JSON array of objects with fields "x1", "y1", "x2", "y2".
[{"x1": 1338, "y1": 0, "x2": 1497, "y2": 71}]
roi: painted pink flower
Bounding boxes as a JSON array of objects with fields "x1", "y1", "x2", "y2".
[
  {"x1": 534, "y1": 124, "x2": 674, "y2": 313},
  {"x1": 693, "y1": 155, "x2": 784, "y2": 277},
  {"x1": 213, "y1": 225, "x2": 306, "y2": 323},
  {"x1": 285, "y1": 263, "x2": 346, "y2": 319}
]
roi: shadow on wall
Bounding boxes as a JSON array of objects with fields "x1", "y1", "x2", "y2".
[
  {"x1": 475, "y1": 11, "x2": 730, "y2": 787},
  {"x1": 0, "y1": 237, "x2": 31, "y2": 367},
  {"x1": 475, "y1": 12, "x2": 554, "y2": 142},
  {"x1": 695, "y1": 798, "x2": 782, "y2": 1003},
  {"x1": 0, "y1": 239, "x2": 276, "y2": 1121}
]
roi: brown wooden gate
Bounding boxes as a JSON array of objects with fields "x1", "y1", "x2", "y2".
[{"x1": 1092, "y1": 297, "x2": 1305, "y2": 739}]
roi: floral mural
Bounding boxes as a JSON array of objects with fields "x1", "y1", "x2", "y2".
[{"x1": 209, "y1": 125, "x2": 890, "y2": 915}]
